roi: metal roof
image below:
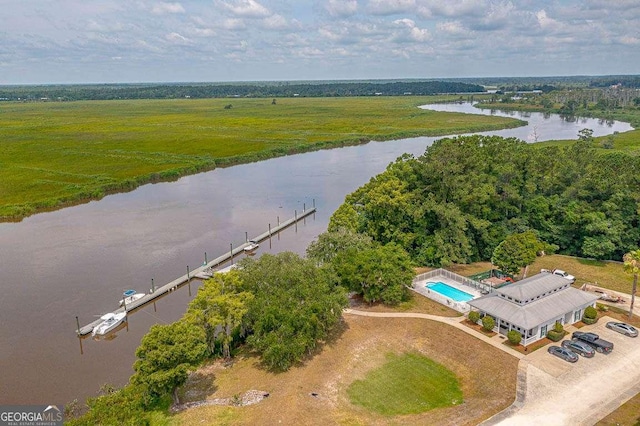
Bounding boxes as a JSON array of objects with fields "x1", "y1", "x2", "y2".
[
  {"x1": 496, "y1": 272, "x2": 569, "y2": 302},
  {"x1": 468, "y1": 287, "x2": 599, "y2": 329}
]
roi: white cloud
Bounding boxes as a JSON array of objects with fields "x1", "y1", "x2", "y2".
[
  {"x1": 536, "y1": 9, "x2": 561, "y2": 31},
  {"x1": 326, "y1": 0, "x2": 358, "y2": 17},
  {"x1": 423, "y1": 0, "x2": 487, "y2": 18},
  {"x1": 165, "y1": 32, "x2": 191, "y2": 45},
  {"x1": 393, "y1": 18, "x2": 431, "y2": 42},
  {"x1": 619, "y1": 36, "x2": 640, "y2": 45},
  {"x1": 262, "y1": 14, "x2": 289, "y2": 30},
  {"x1": 219, "y1": 0, "x2": 271, "y2": 18},
  {"x1": 221, "y1": 18, "x2": 247, "y2": 30},
  {"x1": 151, "y1": 2, "x2": 185, "y2": 15},
  {"x1": 368, "y1": 0, "x2": 416, "y2": 15},
  {"x1": 0, "y1": 0, "x2": 638, "y2": 83},
  {"x1": 436, "y1": 20, "x2": 468, "y2": 36}
]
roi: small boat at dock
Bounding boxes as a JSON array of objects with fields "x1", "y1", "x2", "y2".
[
  {"x1": 92, "y1": 312, "x2": 127, "y2": 336},
  {"x1": 243, "y1": 240, "x2": 259, "y2": 253},
  {"x1": 119, "y1": 290, "x2": 145, "y2": 307}
]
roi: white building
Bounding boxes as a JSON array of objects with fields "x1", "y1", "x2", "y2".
[{"x1": 467, "y1": 272, "x2": 599, "y2": 345}]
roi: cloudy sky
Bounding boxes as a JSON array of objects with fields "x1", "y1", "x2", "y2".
[{"x1": 1, "y1": 0, "x2": 638, "y2": 84}]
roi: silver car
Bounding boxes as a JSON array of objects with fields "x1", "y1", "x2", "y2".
[
  {"x1": 606, "y1": 322, "x2": 638, "y2": 337},
  {"x1": 548, "y1": 345, "x2": 579, "y2": 363},
  {"x1": 561, "y1": 339, "x2": 595, "y2": 358}
]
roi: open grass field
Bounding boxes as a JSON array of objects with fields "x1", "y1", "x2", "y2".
[
  {"x1": 173, "y1": 315, "x2": 519, "y2": 426},
  {"x1": 529, "y1": 254, "x2": 632, "y2": 294},
  {"x1": 347, "y1": 352, "x2": 463, "y2": 415},
  {"x1": 0, "y1": 96, "x2": 524, "y2": 221}
]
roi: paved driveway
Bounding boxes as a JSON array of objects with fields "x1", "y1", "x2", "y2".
[{"x1": 485, "y1": 316, "x2": 640, "y2": 425}]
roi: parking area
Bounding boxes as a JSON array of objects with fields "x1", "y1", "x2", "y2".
[{"x1": 492, "y1": 316, "x2": 640, "y2": 425}]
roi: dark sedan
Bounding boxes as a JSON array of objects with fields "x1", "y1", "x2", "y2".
[
  {"x1": 561, "y1": 339, "x2": 595, "y2": 358},
  {"x1": 548, "y1": 345, "x2": 579, "y2": 363},
  {"x1": 606, "y1": 322, "x2": 639, "y2": 337}
]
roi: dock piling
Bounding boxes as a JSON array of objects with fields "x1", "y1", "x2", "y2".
[
  {"x1": 76, "y1": 206, "x2": 316, "y2": 337},
  {"x1": 187, "y1": 265, "x2": 191, "y2": 296}
]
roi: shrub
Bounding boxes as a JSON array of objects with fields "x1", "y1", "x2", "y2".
[
  {"x1": 468, "y1": 311, "x2": 480, "y2": 324},
  {"x1": 507, "y1": 330, "x2": 522, "y2": 345},
  {"x1": 481, "y1": 316, "x2": 495, "y2": 332},
  {"x1": 584, "y1": 306, "x2": 598, "y2": 319},
  {"x1": 582, "y1": 317, "x2": 597, "y2": 325},
  {"x1": 547, "y1": 323, "x2": 566, "y2": 342},
  {"x1": 553, "y1": 321, "x2": 564, "y2": 333}
]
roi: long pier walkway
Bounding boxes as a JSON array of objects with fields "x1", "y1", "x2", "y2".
[{"x1": 77, "y1": 206, "x2": 316, "y2": 336}]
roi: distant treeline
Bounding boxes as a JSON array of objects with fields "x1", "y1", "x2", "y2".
[
  {"x1": 0, "y1": 81, "x2": 484, "y2": 101},
  {"x1": 589, "y1": 76, "x2": 640, "y2": 88}
]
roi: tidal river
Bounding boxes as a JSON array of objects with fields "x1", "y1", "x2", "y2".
[{"x1": 0, "y1": 103, "x2": 632, "y2": 407}]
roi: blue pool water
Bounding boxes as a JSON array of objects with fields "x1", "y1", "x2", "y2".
[{"x1": 426, "y1": 282, "x2": 474, "y2": 302}]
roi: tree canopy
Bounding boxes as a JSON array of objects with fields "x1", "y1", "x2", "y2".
[
  {"x1": 235, "y1": 252, "x2": 348, "y2": 371},
  {"x1": 185, "y1": 272, "x2": 253, "y2": 358},
  {"x1": 132, "y1": 320, "x2": 207, "y2": 404},
  {"x1": 330, "y1": 135, "x2": 640, "y2": 266},
  {"x1": 491, "y1": 231, "x2": 553, "y2": 276}
]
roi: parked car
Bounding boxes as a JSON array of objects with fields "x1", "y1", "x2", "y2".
[
  {"x1": 606, "y1": 322, "x2": 639, "y2": 337},
  {"x1": 541, "y1": 268, "x2": 575, "y2": 282},
  {"x1": 561, "y1": 339, "x2": 595, "y2": 358},
  {"x1": 572, "y1": 331, "x2": 614, "y2": 354},
  {"x1": 548, "y1": 345, "x2": 579, "y2": 363}
]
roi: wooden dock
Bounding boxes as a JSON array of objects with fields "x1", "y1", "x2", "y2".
[{"x1": 77, "y1": 207, "x2": 316, "y2": 336}]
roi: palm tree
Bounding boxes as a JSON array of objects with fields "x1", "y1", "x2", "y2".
[{"x1": 623, "y1": 249, "x2": 640, "y2": 319}]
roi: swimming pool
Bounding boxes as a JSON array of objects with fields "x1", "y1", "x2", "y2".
[{"x1": 426, "y1": 282, "x2": 474, "y2": 302}]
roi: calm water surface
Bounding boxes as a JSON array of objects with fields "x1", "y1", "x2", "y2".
[{"x1": 0, "y1": 103, "x2": 632, "y2": 405}]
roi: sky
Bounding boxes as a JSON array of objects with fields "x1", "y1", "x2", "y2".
[{"x1": 0, "y1": 0, "x2": 639, "y2": 84}]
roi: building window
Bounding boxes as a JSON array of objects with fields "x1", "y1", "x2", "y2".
[{"x1": 574, "y1": 310, "x2": 581, "y2": 322}]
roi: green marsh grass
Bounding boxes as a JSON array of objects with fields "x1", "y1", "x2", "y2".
[
  {"x1": 0, "y1": 97, "x2": 523, "y2": 220},
  {"x1": 347, "y1": 352, "x2": 463, "y2": 415}
]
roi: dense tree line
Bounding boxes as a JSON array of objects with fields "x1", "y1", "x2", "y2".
[
  {"x1": 0, "y1": 81, "x2": 484, "y2": 101},
  {"x1": 589, "y1": 76, "x2": 640, "y2": 89},
  {"x1": 329, "y1": 135, "x2": 640, "y2": 266}
]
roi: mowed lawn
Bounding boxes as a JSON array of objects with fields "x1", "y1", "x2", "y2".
[
  {"x1": 0, "y1": 96, "x2": 523, "y2": 220},
  {"x1": 347, "y1": 352, "x2": 463, "y2": 415},
  {"x1": 173, "y1": 315, "x2": 518, "y2": 426}
]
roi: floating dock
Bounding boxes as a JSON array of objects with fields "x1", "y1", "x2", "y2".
[{"x1": 77, "y1": 207, "x2": 316, "y2": 336}]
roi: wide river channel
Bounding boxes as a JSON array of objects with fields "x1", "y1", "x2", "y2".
[{"x1": 0, "y1": 103, "x2": 633, "y2": 406}]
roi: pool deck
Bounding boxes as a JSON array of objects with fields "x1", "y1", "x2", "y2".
[{"x1": 413, "y1": 274, "x2": 483, "y2": 313}]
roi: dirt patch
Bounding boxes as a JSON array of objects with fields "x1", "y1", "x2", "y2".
[{"x1": 174, "y1": 315, "x2": 518, "y2": 426}]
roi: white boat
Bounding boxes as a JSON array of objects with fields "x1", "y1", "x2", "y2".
[
  {"x1": 92, "y1": 312, "x2": 127, "y2": 336},
  {"x1": 119, "y1": 289, "x2": 145, "y2": 306},
  {"x1": 243, "y1": 240, "x2": 259, "y2": 253}
]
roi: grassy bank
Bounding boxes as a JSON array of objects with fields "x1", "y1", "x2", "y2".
[
  {"x1": 0, "y1": 96, "x2": 524, "y2": 221},
  {"x1": 476, "y1": 102, "x2": 640, "y2": 154}
]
